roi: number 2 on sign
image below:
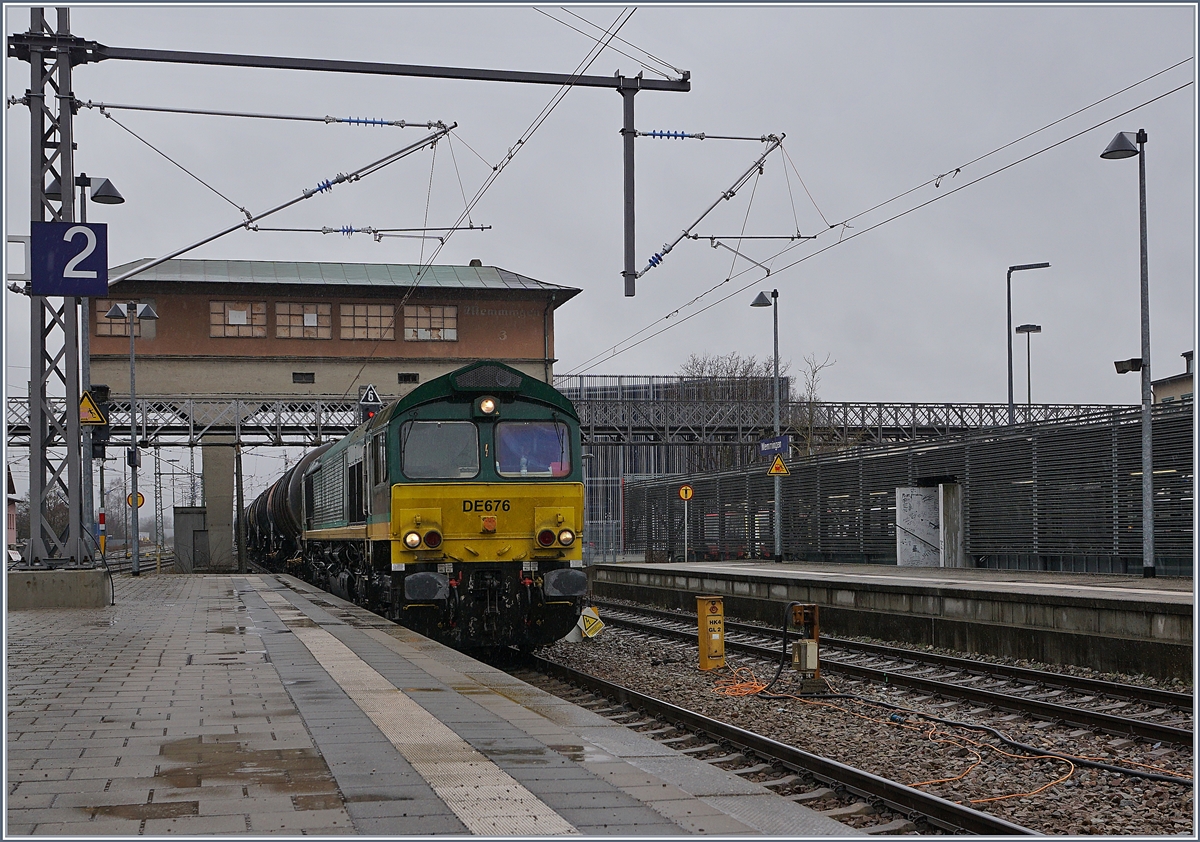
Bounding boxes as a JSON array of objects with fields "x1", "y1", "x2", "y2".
[{"x1": 62, "y1": 226, "x2": 98, "y2": 279}]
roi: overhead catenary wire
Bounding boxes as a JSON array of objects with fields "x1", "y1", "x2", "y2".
[
  {"x1": 636, "y1": 130, "x2": 769, "y2": 141},
  {"x1": 332, "y1": 8, "x2": 637, "y2": 407},
  {"x1": 535, "y1": 7, "x2": 670, "y2": 81},
  {"x1": 560, "y1": 76, "x2": 1193, "y2": 377},
  {"x1": 107, "y1": 124, "x2": 455, "y2": 286},
  {"x1": 560, "y1": 6, "x2": 686, "y2": 78},
  {"x1": 837, "y1": 54, "x2": 1194, "y2": 229},
  {"x1": 250, "y1": 225, "x2": 490, "y2": 235},
  {"x1": 537, "y1": 6, "x2": 684, "y2": 81},
  {"x1": 98, "y1": 107, "x2": 250, "y2": 218},
  {"x1": 70, "y1": 98, "x2": 445, "y2": 128},
  {"x1": 637, "y1": 133, "x2": 784, "y2": 277},
  {"x1": 419, "y1": 139, "x2": 439, "y2": 265},
  {"x1": 402, "y1": 6, "x2": 636, "y2": 286}
]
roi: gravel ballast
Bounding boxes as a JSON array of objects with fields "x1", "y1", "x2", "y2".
[{"x1": 541, "y1": 627, "x2": 1194, "y2": 836}]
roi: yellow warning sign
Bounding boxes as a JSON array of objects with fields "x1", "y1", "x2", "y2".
[
  {"x1": 767, "y1": 454, "x2": 790, "y2": 476},
  {"x1": 79, "y1": 391, "x2": 107, "y2": 426},
  {"x1": 579, "y1": 606, "x2": 605, "y2": 638},
  {"x1": 678, "y1": 484, "x2": 694, "y2": 501}
]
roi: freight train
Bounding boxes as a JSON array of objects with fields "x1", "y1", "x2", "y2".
[{"x1": 244, "y1": 361, "x2": 587, "y2": 650}]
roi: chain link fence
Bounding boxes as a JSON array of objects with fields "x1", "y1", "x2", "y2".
[{"x1": 622, "y1": 401, "x2": 1194, "y2": 576}]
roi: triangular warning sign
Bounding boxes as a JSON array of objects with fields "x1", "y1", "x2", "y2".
[
  {"x1": 579, "y1": 607, "x2": 605, "y2": 638},
  {"x1": 360, "y1": 384, "x2": 381, "y2": 405},
  {"x1": 767, "y1": 454, "x2": 790, "y2": 476},
  {"x1": 79, "y1": 391, "x2": 107, "y2": 426}
]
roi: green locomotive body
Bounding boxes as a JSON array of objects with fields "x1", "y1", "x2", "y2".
[{"x1": 246, "y1": 361, "x2": 587, "y2": 649}]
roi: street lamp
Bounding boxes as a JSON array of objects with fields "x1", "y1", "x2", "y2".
[
  {"x1": 1006, "y1": 262, "x2": 1050, "y2": 423},
  {"x1": 65, "y1": 174, "x2": 125, "y2": 556},
  {"x1": 1101, "y1": 128, "x2": 1155, "y2": 578},
  {"x1": 1015, "y1": 323, "x2": 1042, "y2": 406},
  {"x1": 751, "y1": 289, "x2": 782, "y2": 563},
  {"x1": 104, "y1": 300, "x2": 158, "y2": 576}
]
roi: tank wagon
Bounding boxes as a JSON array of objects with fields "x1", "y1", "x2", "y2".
[{"x1": 245, "y1": 361, "x2": 587, "y2": 650}]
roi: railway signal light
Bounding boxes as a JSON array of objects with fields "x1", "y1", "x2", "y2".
[
  {"x1": 359, "y1": 384, "x2": 383, "y2": 424},
  {"x1": 90, "y1": 384, "x2": 111, "y2": 459}
]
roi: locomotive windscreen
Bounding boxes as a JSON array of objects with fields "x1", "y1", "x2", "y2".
[
  {"x1": 495, "y1": 421, "x2": 571, "y2": 477},
  {"x1": 400, "y1": 420, "x2": 480, "y2": 478}
]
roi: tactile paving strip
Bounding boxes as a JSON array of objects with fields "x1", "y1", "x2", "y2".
[{"x1": 257, "y1": 590, "x2": 577, "y2": 835}]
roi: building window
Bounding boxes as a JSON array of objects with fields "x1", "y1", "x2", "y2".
[
  {"x1": 404, "y1": 305, "x2": 457, "y2": 341},
  {"x1": 210, "y1": 301, "x2": 266, "y2": 337},
  {"x1": 340, "y1": 303, "x2": 395, "y2": 340},
  {"x1": 277, "y1": 302, "x2": 332, "y2": 339},
  {"x1": 397, "y1": 372, "x2": 420, "y2": 384},
  {"x1": 293, "y1": 372, "x2": 316, "y2": 384},
  {"x1": 95, "y1": 299, "x2": 141, "y2": 337}
]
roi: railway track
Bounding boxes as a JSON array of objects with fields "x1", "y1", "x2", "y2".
[
  {"x1": 507, "y1": 653, "x2": 1037, "y2": 835},
  {"x1": 590, "y1": 598, "x2": 1194, "y2": 746}
]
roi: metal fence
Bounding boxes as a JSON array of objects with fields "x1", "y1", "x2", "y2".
[{"x1": 622, "y1": 400, "x2": 1194, "y2": 576}]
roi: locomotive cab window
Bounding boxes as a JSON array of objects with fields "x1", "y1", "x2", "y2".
[
  {"x1": 496, "y1": 421, "x2": 571, "y2": 478},
  {"x1": 371, "y1": 432, "x2": 388, "y2": 486},
  {"x1": 400, "y1": 421, "x2": 479, "y2": 479}
]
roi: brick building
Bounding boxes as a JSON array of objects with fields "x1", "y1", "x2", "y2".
[{"x1": 90, "y1": 258, "x2": 580, "y2": 400}]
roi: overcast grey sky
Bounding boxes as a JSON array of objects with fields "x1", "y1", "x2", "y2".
[{"x1": 4, "y1": 3, "x2": 1197, "y2": 496}]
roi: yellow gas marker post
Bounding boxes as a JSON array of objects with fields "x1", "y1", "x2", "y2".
[
  {"x1": 697, "y1": 596, "x2": 725, "y2": 670},
  {"x1": 678, "y1": 484, "x2": 693, "y2": 562}
]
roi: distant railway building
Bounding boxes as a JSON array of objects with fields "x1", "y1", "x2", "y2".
[
  {"x1": 88, "y1": 257, "x2": 579, "y2": 571},
  {"x1": 1152, "y1": 350, "x2": 1194, "y2": 404},
  {"x1": 90, "y1": 258, "x2": 580, "y2": 400}
]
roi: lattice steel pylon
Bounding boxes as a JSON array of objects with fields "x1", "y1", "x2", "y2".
[{"x1": 13, "y1": 8, "x2": 88, "y2": 564}]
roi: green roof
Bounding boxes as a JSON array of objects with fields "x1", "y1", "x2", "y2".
[{"x1": 108, "y1": 259, "x2": 579, "y2": 300}]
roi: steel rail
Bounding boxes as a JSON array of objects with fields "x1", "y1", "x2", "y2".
[
  {"x1": 600, "y1": 609, "x2": 1193, "y2": 746},
  {"x1": 593, "y1": 599, "x2": 1193, "y2": 709},
  {"x1": 529, "y1": 654, "x2": 1038, "y2": 835}
]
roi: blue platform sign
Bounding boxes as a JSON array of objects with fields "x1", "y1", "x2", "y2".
[
  {"x1": 758, "y1": 434, "x2": 790, "y2": 459},
  {"x1": 30, "y1": 221, "x2": 108, "y2": 296}
]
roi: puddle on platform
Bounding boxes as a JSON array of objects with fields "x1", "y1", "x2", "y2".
[
  {"x1": 91, "y1": 800, "x2": 199, "y2": 821},
  {"x1": 154, "y1": 736, "x2": 341, "y2": 795},
  {"x1": 476, "y1": 746, "x2": 561, "y2": 765},
  {"x1": 210, "y1": 625, "x2": 246, "y2": 635},
  {"x1": 546, "y1": 743, "x2": 615, "y2": 764}
]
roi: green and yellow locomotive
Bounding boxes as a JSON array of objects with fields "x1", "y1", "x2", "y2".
[{"x1": 245, "y1": 361, "x2": 587, "y2": 650}]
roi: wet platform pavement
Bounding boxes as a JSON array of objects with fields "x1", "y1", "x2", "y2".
[{"x1": 6, "y1": 572, "x2": 856, "y2": 836}]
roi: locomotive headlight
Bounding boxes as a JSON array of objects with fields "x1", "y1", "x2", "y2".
[
  {"x1": 478, "y1": 397, "x2": 497, "y2": 415},
  {"x1": 403, "y1": 531, "x2": 422, "y2": 549},
  {"x1": 423, "y1": 530, "x2": 443, "y2": 549},
  {"x1": 557, "y1": 529, "x2": 576, "y2": 546},
  {"x1": 537, "y1": 529, "x2": 557, "y2": 548}
]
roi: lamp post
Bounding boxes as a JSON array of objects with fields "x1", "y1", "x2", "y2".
[
  {"x1": 1015, "y1": 324, "x2": 1042, "y2": 405},
  {"x1": 1007, "y1": 263, "x2": 1050, "y2": 424},
  {"x1": 48, "y1": 174, "x2": 125, "y2": 553},
  {"x1": 751, "y1": 289, "x2": 782, "y2": 563},
  {"x1": 104, "y1": 300, "x2": 158, "y2": 575},
  {"x1": 1102, "y1": 128, "x2": 1155, "y2": 578}
]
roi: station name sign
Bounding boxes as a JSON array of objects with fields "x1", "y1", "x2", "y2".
[{"x1": 758, "y1": 434, "x2": 790, "y2": 459}]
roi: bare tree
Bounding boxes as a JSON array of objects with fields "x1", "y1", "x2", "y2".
[
  {"x1": 675, "y1": 352, "x2": 794, "y2": 472},
  {"x1": 14, "y1": 491, "x2": 68, "y2": 544},
  {"x1": 677, "y1": 351, "x2": 791, "y2": 401}
]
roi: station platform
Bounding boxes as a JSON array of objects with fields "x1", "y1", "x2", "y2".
[
  {"x1": 588, "y1": 561, "x2": 1194, "y2": 681},
  {"x1": 6, "y1": 572, "x2": 857, "y2": 836}
]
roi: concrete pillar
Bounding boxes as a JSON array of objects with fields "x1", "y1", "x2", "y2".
[{"x1": 201, "y1": 436, "x2": 235, "y2": 570}]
